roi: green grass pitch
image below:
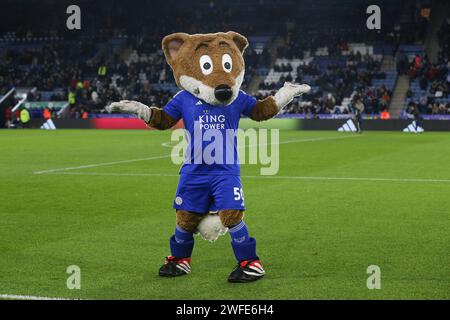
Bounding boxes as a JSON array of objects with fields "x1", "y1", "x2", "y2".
[{"x1": 1, "y1": 128, "x2": 449, "y2": 300}]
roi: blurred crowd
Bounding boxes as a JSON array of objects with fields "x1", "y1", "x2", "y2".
[
  {"x1": 400, "y1": 21, "x2": 450, "y2": 115},
  {"x1": 1, "y1": 0, "x2": 446, "y2": 120},
  {"x1": 259, "y1": 45, "x2": 392, "y2": 116},
  {"x1": 0, "y1": 6, "x2": 273, "y2": 119}
]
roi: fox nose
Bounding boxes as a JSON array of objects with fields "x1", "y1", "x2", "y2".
[{"x1": 214, "y1": 85, "x2": 232, "y2": 102}]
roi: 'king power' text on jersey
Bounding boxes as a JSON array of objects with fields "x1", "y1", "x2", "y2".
[{"x1": 163, "y1": 90, "x2": 257, "y2": 175}]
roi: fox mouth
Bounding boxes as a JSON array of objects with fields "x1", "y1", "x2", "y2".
[{"x1": 180, "y1": 71, "x2": 244, "y2": 106}]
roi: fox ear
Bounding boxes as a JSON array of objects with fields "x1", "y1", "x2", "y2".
[
  {"x1": 227, "y1": 31, "x2": 248, "y2": 54},
  {"x1": 162, "y1": 33, "x2": 189, "y2": 67}
]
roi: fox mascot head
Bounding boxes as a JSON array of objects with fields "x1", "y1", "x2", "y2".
[{"x1": 162, "y1": 31, "x2": 248, "y2": 106}]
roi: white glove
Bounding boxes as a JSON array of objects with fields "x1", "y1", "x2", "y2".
[
  {"x1": 273, "y1": 82, "x2": 311, "y2": 110},
  {"x1": 106, "y1": 100, "x2": 152, "y2": 123},
  {"x1": 196, "y1": 214, "x2": 228, "y2": 243}
]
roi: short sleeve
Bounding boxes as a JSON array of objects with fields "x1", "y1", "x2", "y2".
[
  {"x1": 162, "y1": 91, "x2": 184, "y2": 121},
  {"x1": 239, "y1": 91, "x2": 257, "y2": 117}
]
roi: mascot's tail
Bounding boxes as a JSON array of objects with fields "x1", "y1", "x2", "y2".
[{"x1": 196, "y1": 213, "x2": 228, "y2": 242}]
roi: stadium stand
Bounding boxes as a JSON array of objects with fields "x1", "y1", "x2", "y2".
[
  {"x1": 0, "y1": 0, "x2": 447, "y2": 124},
  {"x1": 400, "y1": 19, "x2": 450, "y2": 117},
  {"x1": 257, "y1": 47, "x2": 396, "y2": 117}
]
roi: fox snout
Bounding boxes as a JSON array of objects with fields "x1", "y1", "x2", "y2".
[{"x1": 214, "y1": 84, "x2": 233, "y2": 102}]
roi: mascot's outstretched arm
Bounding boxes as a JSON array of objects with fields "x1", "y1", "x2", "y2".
[
  {"x1": 107, "y1": 81, "x2": 310, "y2": 127},
  {"x1": 251, "y1": 82, "x2": 311, "y2": 122},
  {"x1": 106, "y1": 101, "x2": 177, "y2": 130}
]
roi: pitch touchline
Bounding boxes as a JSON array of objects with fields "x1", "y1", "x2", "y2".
[
  {"x1": 0, "y1": 294, "x2": 79, "y2": 300},
  {"x1": 161, "y1": 134, "x2": 357, "y2": 148},
  {"x1": 34, "y1": 135, "x2": 356, "y2": 175},
  {"x1": 33, "y1": 154, "x2": 171, "y2": 175},
  {"x1": 41, "y1": 172, "x2": 450, "y2": 183}
]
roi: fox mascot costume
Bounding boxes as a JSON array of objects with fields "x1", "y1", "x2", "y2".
[{"x1": 108, "y1": 31, "x2": 310, "y2": 282}]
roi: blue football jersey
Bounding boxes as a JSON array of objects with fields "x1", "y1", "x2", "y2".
[{"x1": 163, "y1": 90, "x2": 257, "y2": 175}]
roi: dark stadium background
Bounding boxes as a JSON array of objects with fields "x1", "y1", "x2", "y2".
[{"x1": 0, "y1": 0, "x2": 448, "y2": 130}]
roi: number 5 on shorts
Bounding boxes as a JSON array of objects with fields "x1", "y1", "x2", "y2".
[{"x1": 233, "y1": 187, "x2": 244, "y2": 201}]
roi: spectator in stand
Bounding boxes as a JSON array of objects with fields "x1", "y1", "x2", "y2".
[
  {"x1": 406, "y1": 102, "x2": 423, "y2": 128},
  {"x1": 20, "y1": 108, "x2": 30, "y2": 128},
  {"x1": 81, "y1": 109, "x2": 89, "y2": 119},
  {"x1": 4, "y1": 106, "x2": 12, "y2": 128},
  {"x1": 43, "y1": 107, "x2": 51, "y2": 120},
  {"x1": 351, "y1": 96, "x2": 365, "y2": 133},
  {"x1": 414, "y1": 54, "x2": 422, "y2": 70},
  {"x1": 380, "y1": 108, "x2": 391, "y2": 119}
]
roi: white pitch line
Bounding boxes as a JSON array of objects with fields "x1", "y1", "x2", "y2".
[
  {"x1": 34, "y1": 135, "x2": 355, "y2": 175},
  {"x1": 0, "y1": 294, "x2": 78, "y2": 300},
  {"x1": 265, "y1": 135, "x2": 357, "y2": 146},
  {"x1": 242, "y1": 175, "x2": 450, "y2": 183},
  {"x1": 33, "y1": 154, "x2": 171, "y2": 175},
  {"x1": 161, "y1": 134, "x2": 357, "y2": 148},
  {"x1": 45, "y1": 172, "x2": 180, "y2": 178},
  {"x1": 42, "y1": 171, "x2": 450, "y2": 183}
]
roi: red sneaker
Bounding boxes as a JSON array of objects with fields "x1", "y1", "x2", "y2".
[
  {"x1": 159, "y1": 256, "x2": 191, "y2": 277},
  {"x1": 228, "y1": 258, "x2": 265, "y2": 283}
]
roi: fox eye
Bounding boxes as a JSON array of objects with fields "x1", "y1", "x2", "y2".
[
  {"x1": 199, "y1": 55, "x2": 213, "y2": 75},
  {"x1": 222, "y1": 54, "x2": 232, "y2": 73}
]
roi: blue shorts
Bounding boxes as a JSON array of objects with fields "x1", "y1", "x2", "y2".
[{"x1": 173, "y1": 174, "x2": 245, "y2": 214}]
